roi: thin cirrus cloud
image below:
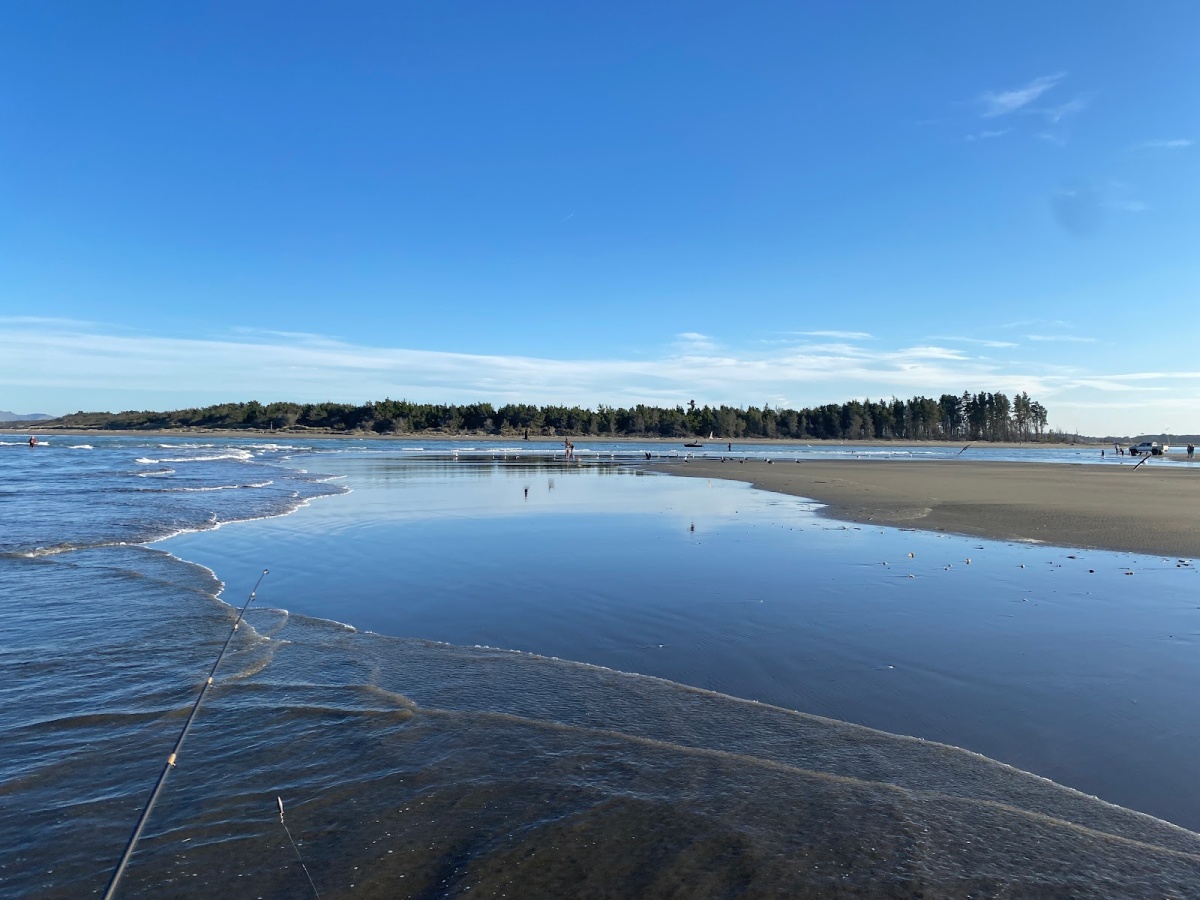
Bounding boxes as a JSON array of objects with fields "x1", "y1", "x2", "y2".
[
  {"x1": 0, "y1": 320, "x2": 1042, "y2": 411},
  {"x1": 1064, "y1": 378, "x2": 1168, "y2": 393},
  {"x1": 7, "y1": 320, "x2": 1198, "y2": 436},
  {"x1": 978, "y1": 73, "x2": 1064, "y2": 117},
  {"x1": 794, "y1": 330, "x2": 875, "y2": 340},
  {"x1": 1036, "y1": 95, "x2": 1090, "y2": 125},
  {"x1": 932, "y1": 336, "x2": 1020, "y2": 349},
  {"x1": 674, "y1": 332, "x2": 718, "y2": 352},
  {"x1": 965, "y1": 129, "x2": 1010, "y2": 142},
  {"x1": 1128, "y1": 139, "x2": 1192, "y2": 151},
  {"x1": 1103, "y1": 199, "x2": 1149, "y2": 213}
]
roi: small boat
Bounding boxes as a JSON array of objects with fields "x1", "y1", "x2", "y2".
[{"x1": 683, "y1": 440, "x2": 703, "y2": 448}]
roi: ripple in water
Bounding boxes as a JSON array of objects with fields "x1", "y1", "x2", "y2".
[{"x1": 2, "y1": 437, "x2": 1198, "y2": 897}]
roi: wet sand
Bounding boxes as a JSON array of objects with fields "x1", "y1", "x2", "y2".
[{"x1": 653, "y1": 459, "x2": 1200, "y2": 558}]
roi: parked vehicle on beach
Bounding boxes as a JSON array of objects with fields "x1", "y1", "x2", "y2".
[{"x1": 1129, "y1": 441, "x2": 1167, "y2": 456}]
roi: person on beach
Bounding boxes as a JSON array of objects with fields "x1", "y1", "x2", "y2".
[{"x1": 1189, "y1": 443, "x2": 1195, "y2": 459}]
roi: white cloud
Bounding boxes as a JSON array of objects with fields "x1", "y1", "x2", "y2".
[
  {"x1": 674, "y1": 332, "x2": 718, "y2": 352},
  {"x1": 1035, "y1": 95, "x2": 1090, "y2": 124},
  {"x1": 0, "y1": 315, "x2": 102, "y2": 328},
  {"x1": 932, "y1": 336, "x2": 1020, "y2": 349},
  {"x1": 1001, "y1": 318, "x2": 1073, "y2": 330},
  {"x1": 1061, "y1": 378, "x2": 1167, "y2": 393},
  {"x1": 893, "y1": 346, "x2": 971, "y2": 361},
  {"x1": 795, "y1": 330, "x2": 875, "y2": 340},
  {"x1": 0, "y1": 323, "x2": 983, "y2": 411},
  {"x1": 230, "y1": 327, "x2": 353, "y2": 346},
  {"x1": 1129, "y1": 139, "x2": 1192, "y2": 151},
  {"x1": 965, "y1": 129, "x2": 1011, "y2": 142},
  {"x1": 1072, "y1": 371, "x2": 1200, "y2": 383},
  {"x1": 5, "y1": 319, "x2": 1199, "y2": 436},
  {"x1": 979, "y1": 73, "x2": 1064, "y2": 117},
  {"x1": 1104, "y1": 200, "x2": 1148, "y2": 213}
]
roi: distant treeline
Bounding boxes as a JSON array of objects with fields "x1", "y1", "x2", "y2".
[{"x1": 54, "y1": 391, "x2": 1051, "y2": 441}]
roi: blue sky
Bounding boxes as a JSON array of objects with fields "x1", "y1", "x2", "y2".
[{"x1": 3, "y1": 2, "x2": 1197, "y2": 436}]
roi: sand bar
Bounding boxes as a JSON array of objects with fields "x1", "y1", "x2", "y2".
[{"x1": 653, "y1": 458, "x2": 1200, "y2": 558}]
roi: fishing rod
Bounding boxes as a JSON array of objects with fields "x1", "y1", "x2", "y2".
[
  {"x1": 102, "y1": 569, "x2": 269, "y2": 900},
  {"x1": 278, "y1": 796, "x2": 321, "y2": 898}
]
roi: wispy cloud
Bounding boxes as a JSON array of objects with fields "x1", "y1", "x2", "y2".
[
  {"x1": 895, "y1": 346, "x2": 971, "y2": 361},
  {"x1": 979, "y1": 73, "x2": 1064, "y2": 117},
  {"x1": 1068, "y1": 371, "x2": 1200, "y2": 383},
  {"x1": 231, "y1": 327, "x2": 352, "y2": 347},
  {"x1": 0, "y1": 315, "x2": 102, "y2": 328},
  {"x1": 0, "y1": 321, "x2": 1009, "y2": 412},
  {"x1": 1062, "y1": 378, "x2": 1168, "y2": 393},
  {"x1": 965, "y1": 129, "x2": 1010, "y2": 142},
  {"x1": 1104, "y1": 199, "x2": 1148, "y2": 213},
  {"x1": 1128, "y1": 139, "x2": 1192, "y2": 151},
  {"x1": 674, "y1": 332, "x2": 718, "y2": 352},
  {"x1": 1036, "y1": 95, "x2": 1090, "y2": 125},
  {"x1": 6, "y1": 319, "x2": 1199, "y2": 436},
  {"x1": 794, "y1": 330, "x2": 875, "y2": 340},
  {"x1": 1001, "y1": 319, "x2": 1073, "y2": 330},
  {"x1": 933, "y1": 336, "x2": 1020, "y2": 349}
]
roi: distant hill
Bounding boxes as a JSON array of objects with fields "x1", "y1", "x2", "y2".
[{"x1": 0, "y1": 411, "x2": 54, "y2": 422}]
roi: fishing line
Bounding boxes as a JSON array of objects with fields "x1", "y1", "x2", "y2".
[
  {"x1": 278, "y1": 796, "x2": 321, "y2": 898},
  {"x1": 102, "y1": 569, "x2": 269, "y2": 900}
]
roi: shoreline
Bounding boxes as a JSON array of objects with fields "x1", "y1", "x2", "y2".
[
  {"x1": 651, "y1": 458, "x2": 1200, "y2": 558},
  {"x1": 3, "y1": 426, "x2": 1085, "y2": 449}
]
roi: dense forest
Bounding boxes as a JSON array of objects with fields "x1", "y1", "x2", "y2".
[{"x1": 50, "y1": 391, "x2": 1051, "y2": 441}]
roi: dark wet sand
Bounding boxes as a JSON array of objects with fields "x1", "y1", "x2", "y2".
[{"x1": 653, "y1": 459, "x2": 1200, "y2": 558}]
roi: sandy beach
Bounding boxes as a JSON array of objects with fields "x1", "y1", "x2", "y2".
[{"x1": 654, "y1": 458, "x2": 1200, "y2": 558}]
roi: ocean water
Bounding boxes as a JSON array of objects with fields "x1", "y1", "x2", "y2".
[{"x1": 3, "y1": 436, "x2": 1199, "y2": 898}]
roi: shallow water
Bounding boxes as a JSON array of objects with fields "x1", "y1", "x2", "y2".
[
  {"x1": 166, "y1": 453, "x2": 1200, "y2": 831},
  {"x1": 3, "y1": 437, "x2": 1199, "y2": 898}
]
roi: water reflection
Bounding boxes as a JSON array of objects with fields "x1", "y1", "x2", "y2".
[{"x1": 164, "y1": 455, "x2": 1200, "y2": 830}]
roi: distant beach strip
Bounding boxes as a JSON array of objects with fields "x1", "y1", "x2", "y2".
[{"x1": 652, "y1": 459, "x2": 1200, "y2": 559}]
